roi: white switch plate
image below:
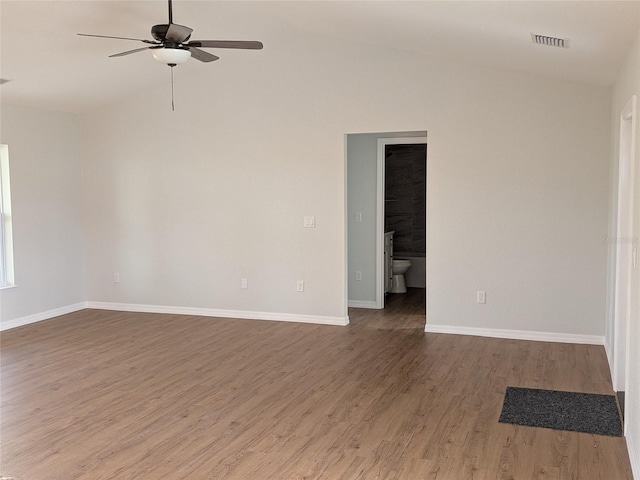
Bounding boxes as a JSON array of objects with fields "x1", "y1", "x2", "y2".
[
  {"x1": 477, "y1": 291, "x2": 486, "y2": 304},
  {"x1": 355, "y1": 271, "x2": 362, "y2": 281},
  {"x1": 297, "y1": 280, "x2": 304, "y2": 292},
  {"x1": 241, "y1": 278, "x2": 248, "y2": 290},
  {"x1": 355, "y1": 212, "x2": 362, "y2": 222},
  {"x1": 113, "y1": 273, "x2": 120, "y2": 283},
  {"x1": 304, "y1": 216, "x2": 316, "y2": 228}
]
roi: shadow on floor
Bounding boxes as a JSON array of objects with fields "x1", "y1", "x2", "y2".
[{"x1": 348, "y1": 287, "x2": 426, "y2": 331}]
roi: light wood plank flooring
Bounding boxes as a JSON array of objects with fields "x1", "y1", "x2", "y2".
[{"x1": 1, "y1": 292, "x2": 632, "y2": 479}]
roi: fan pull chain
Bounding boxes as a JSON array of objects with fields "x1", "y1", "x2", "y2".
[{"x1": 170, "y1": 66, "x2": 175, "y2": 111}]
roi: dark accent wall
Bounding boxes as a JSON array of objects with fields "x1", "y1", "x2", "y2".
[{"x1": 384, "y1": 144, "x2": 426, "y2": 254}]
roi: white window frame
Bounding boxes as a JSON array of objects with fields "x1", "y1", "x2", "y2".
[{"x1": 0, "y1": 144, "x2": 15, "y2": 288}]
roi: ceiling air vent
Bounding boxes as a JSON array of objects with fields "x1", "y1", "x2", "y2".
[{"x1": 531, "y1": 33, "x2": 569, "y2": 48}]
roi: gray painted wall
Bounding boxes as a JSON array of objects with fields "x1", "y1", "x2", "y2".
[{"x1": 0, "y1": 104, "x2": 86, "y2": 325}]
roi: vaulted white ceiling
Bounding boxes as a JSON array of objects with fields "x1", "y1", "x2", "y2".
[{"x1": 1, "y1": 0, "x2": 638, "y2": 114}]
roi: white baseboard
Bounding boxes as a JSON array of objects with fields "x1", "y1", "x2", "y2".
[
  {"x1": 86, "y1": 302, "x2": 349, "y2": 327},
  {"x1": 348, "y1": 300, "x2": 379, "y2": 309},
  {"x1": 425, "y1": 323, "x2": 605, "y2": 345},
  {"x1": 604, "y1": 339, "x2": 616, "y2": 386},
  {"x1": 0, "y1": 303, "x2": 87, "y2": 331},
  {"x1": 604, "y1": 340, "x2": 613, "y2": 368}
]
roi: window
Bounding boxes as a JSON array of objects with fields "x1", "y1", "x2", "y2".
[{"x1": 0, "y1": 144, "x2": 14, "y2": 288}]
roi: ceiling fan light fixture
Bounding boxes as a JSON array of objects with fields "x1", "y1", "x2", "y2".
[{"x1": 151, "y1": 47, "x2": 191, "y2": 65}]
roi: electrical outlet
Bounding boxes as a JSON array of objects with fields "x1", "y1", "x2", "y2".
[
  {"x1": 355, "y1": 270, "x2": 362, "y2": 281},
  {"x1": 241, "y1": 278, "x2": 248, "y2": 290},
  {"x1": 477, "y1": 291, "x2": 486, "y2": 304},
  {"x1": 297, "y1": 280, "x2": 304, "y2": 292},
  {"x1": 113, "y1": 273, "x2": 120, "y2": 283}
]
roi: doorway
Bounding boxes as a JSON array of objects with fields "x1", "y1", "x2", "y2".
[
  {"x1": 345, "y1": 131, "x2": 427, "y2": 324},
  {"x1": 376, "y1": 137, "x2": 427, "y2": 308}
]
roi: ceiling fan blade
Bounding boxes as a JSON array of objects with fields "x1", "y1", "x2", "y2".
[
  {"x1": 187, "y1": 40, "x2": 263, "y2": 50},
  {"x1": 188, "y1": 47, "x2": 219, "y2": 63},
  {"x1": 109, "y1": 47, "x2": 152, "y2": 58},
  {"x1": 78, "y1": 33, "x2": 158, "y2": 44},
  {"x1": 166, "y1": 24, "x2": 193, "y2": 43}
]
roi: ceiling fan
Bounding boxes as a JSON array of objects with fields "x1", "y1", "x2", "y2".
[{"x1": 78, "y1": 0, "x2": 263, "y2": 66}]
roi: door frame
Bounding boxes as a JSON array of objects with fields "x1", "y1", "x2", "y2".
[
  {"x1": 376, "y1": 136, "x2": 428, "y2": 309},
  {"x1": 612, "y1": 95, "x2": 636, "y2": 423}
]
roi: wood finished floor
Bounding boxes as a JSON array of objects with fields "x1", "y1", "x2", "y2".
[{"x1": 1, "y1": 289, "x2": 632, "y2": 479}]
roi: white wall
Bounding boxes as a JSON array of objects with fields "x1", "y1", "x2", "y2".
[
  {"x1": 426, "y1": 72, "x2": 611, "y2": 340},
  {"x1": 80, "y1": 36, "x2": 349, "y2": 322},
  {"x1": 78, "y1": 29, "x2": 612, "y2": 339},
  {"x1": 0, "y1": 104, "x2": 86, "y2": 328},
  {"x1": 609, "y1": 28, "x2": 640, "y2": 480}
]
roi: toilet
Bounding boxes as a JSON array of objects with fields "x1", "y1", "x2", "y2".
[{"x1": 390, "y1": 259, "x2": 412, "y2": 293}]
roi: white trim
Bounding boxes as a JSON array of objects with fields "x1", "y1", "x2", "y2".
[
  {"x1": 376, "y1": 138, "x2": 385, "y2": 309},
  {"x1": 344, "y1": 134, "x2": 351, "y2": 322},
  {"x1": 0, "y1": 144, "x2": 15, "y2": 288},
  {"x1": 376, "y1": 136, "x2": 427, "y2": 309},
  {"x1": 0, "y1": 302, "x2": 350, "y2": 331},
  {"x1": 613, "y1": 94, "x2": 637, "y2": 393},
  {"x1": 425, "y1": 323, "x2": 605, "y2": 346},
  {"x1": 348, "y1": 300, "x2": 379, "y2": 309},
  {"x1": 605, "y1": 339, "x2": 614, "y2": 375},
  {"x1": 628, "y1": 431, "x2": 640, "y2": 480},
  {"x1": 86, "y1": 302, "x2": 349, "y2": 326},
  {"x1": 0, "y1": 303, "x2": 87, "y2": 331}
]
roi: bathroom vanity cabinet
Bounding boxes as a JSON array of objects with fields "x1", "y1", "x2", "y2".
[{"x1": 384, "y1": 231, "x2": 394, "y2": 293}]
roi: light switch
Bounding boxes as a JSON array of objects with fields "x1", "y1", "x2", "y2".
[
  {"x1": 304, "y1": 216, "x2": 316, "y2": 228},
  {"x1": 355, "y1": 212, "x2": 362, "y2": 222}
]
